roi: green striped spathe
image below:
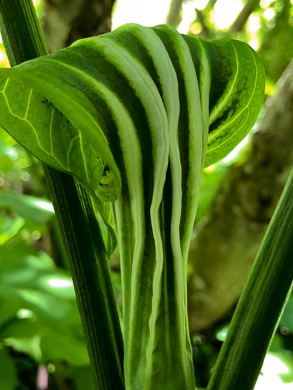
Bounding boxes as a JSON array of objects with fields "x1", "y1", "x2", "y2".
[{"x1": 0, "y1": 23, "x2": 265, "y2": 389}]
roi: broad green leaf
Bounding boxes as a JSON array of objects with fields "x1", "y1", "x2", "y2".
[
  {"x1": 1, "y1": 317, "x2": 42, "y2": 340},
  {"x1": 0, "y1": 63, "x2": 121, "y2": 203},
  {"x1": 183, "y1": 36, "x2": 265, "y2": 167},
  {"x1": 0, "y1": 241, "x2": 54, "y2": 270},
  {"x1": 40, "y1": 327, "x2": 89, "y2": 365},
  {"x1": 0, "y1": 24, "x2": 264, "y2": 202},
  {"x1": 0, "y1": 191, "x2": 54, "y2": 224},
  {"x1": 1, "y1": 317, "x2": 89, "y2": 365},
  {"x1": 0, "y1": 241, "x2": 88, "y2": 366},
  {"x1": 0, "y1": 300, "x2": 21, "y2": 328},
  {"x1": 73, "y1": 366, "x2": 95, "y2": 390},
  {"x1": 0, "y1": 242, "x2": 80, "y2": 325},
  {"x1": 0, "y1": 348, "x2": 18, "y2": 390},
  {"x1": 4, "y1": 335, "x2": 42, "y2": 362}
]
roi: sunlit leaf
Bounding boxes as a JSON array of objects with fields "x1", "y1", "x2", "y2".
[
  {"x1": 0, "y1": 212, "x2": 24, "y2": 244},
  {"x1": 0, "y1": 24, "x2": 264, "y2": 201},
  {"x1": 0, "y1": 242, "x2": 79, "y2": 326},
  {"x1": 0, "y1": 348, "x2": 18, "y2": 390},
  {"x1": 0, "y1": 191, "x2": 54, "y2": 224}
]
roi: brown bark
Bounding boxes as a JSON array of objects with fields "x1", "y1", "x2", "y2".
[
  {"x1": 188, "y1": 61, "x2": 293, "y2": 333},
  {"x1": 41, "y1": 0, "x2": 116, "y2": 52}
]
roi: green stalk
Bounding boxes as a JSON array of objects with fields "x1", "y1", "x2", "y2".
[
  {"x1": 0, "y1": 1, "x2": 124, "y2": 388},
  {"x1": 0, "y1": 0, "x2": 47, "y2": 66},
  {"x1": 207, "y1": 166, "x2": 293, "y2": 390}
]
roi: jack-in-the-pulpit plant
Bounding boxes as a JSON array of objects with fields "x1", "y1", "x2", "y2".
[{"x1": 0, "y1": 22, "x2": 264, "y2": 389}]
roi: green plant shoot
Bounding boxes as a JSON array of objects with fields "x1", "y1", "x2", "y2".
[{"x1": 0, "y1": 23, "x2": 264, "y2": 389}]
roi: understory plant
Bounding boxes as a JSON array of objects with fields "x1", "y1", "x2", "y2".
[{"x1": 1, "y1": 1, "x2": 293, "y2": 390}]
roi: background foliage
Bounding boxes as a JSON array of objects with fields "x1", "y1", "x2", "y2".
[{"x1": 0, "y1": 0, "x2": 293, "y2": 389}]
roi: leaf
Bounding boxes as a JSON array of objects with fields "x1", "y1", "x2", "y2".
[
  {"x1": 0, "y1": 348, "x2": 18, "y2": 390},
  {"x1": 40, "y1": 327, "x2": 89, "y2": 365},
  {"x1": 0, "y1": 191, "x2": 54, "y2": 224},
  {"x1": 0, "y1": 24, "x2": 264, "y2": 201},
  {"x1": 0, "y1": 63, "x2": 121, "y2": 204},
  {"x1": 0, "y1": 242, "x2": 80, "y2": 326},
  {"x1": 182, "y1": 35, "x2": 265, "y2": 167},
  {"x1": 1, "y1": 317, "x2": 89, "y2": 365},
  {"x1": 0, "y1": 300, "x2": 21, "y2": 328},
  {"x1": 0, "y1": 212, "x2": 24, "y2": 244},
  {"x1": 0, "y1": 242, "x2": 88, "y2": 366},
  {"x1": 73, "y1": 366, "x2": 95, "y2": 390}
]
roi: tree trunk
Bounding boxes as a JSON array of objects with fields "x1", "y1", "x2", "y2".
[
  {"x1": 41, "y1": 0, "x2": 116, "y2": 52},
  {"x1": 188, "y1": 61, "x2": 293, "y2": 333}
]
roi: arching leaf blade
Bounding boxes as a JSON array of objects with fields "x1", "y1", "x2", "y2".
[
  {"x1": 183, "y1": 36, "x2": 265, "y2": 167},
  {"x1": 204, "y1": 39, "x2": 265, "y2": 166},
  {"x1": 0, "y1": 62, "x2": 121, "y2": 203}
]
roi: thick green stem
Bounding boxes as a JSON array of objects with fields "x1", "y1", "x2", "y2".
[
  {"x1": 207, "y1": 167, "x2": 293, "y2": 390},
  {"x1": 0, "y1": 0, "x2": 47, "y2": 66},
  {"x1": 0, "y1": 1, "x2": 124, "y2": 388},
  {"x1": 45, "y1": 172, "x2": 124, "y2": 389}
]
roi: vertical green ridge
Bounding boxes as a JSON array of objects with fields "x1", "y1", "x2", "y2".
[
  {"x1": 106, "y1": 24, "x2": 196, "y2": 389},
  {"x1": 0, "y1": 0, "x2": 47, "y2": 66}
]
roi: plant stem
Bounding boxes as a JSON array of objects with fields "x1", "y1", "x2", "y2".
[
  {"x1": 0, "y1": 0, "x2": 47, "y2": 66},
  {"x1": 0, "y1": 1, "x2": 124, "y2": 388},
  {"x1": 45, "y1": 172, "x2": 124, "y2": 390},
  {"x1": 166, "y1": 0, "x2": 184, "y2": 28},
  {"x1": 207, "y1": 167, "x2": 293, "y2": 390}
]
